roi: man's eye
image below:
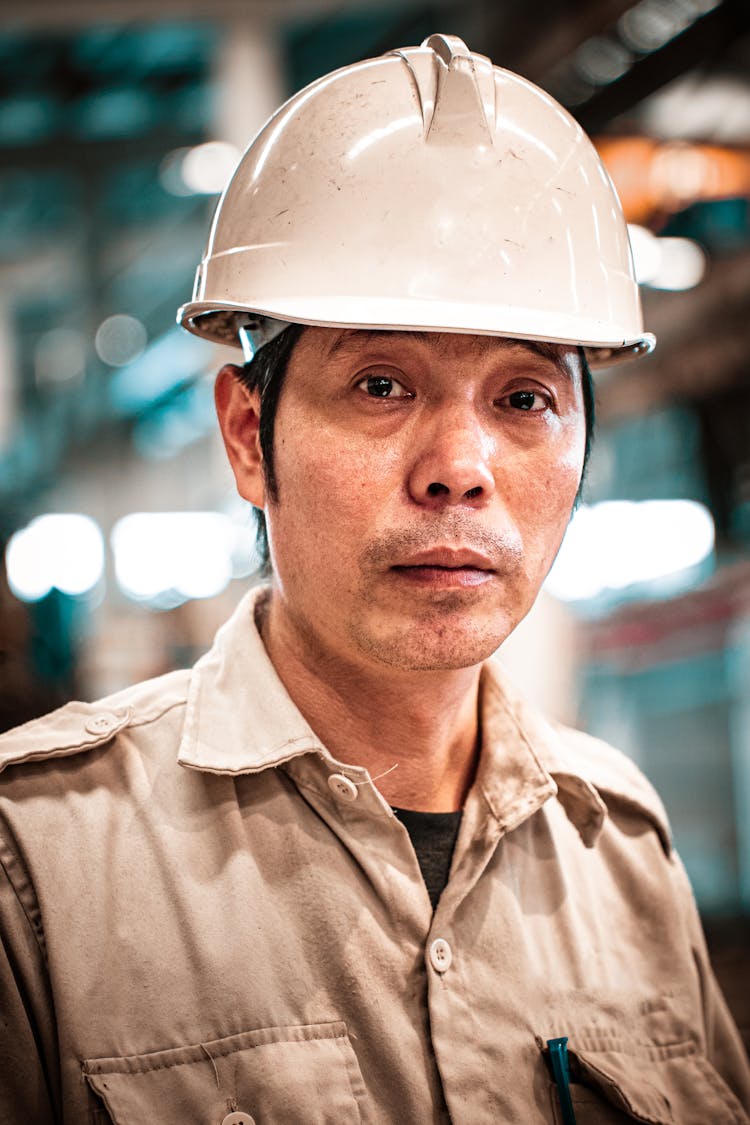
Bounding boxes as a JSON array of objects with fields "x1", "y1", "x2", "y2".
[
  {"x1": 505, "y1": 389, "x2": 548, "y2": 412},
  {"x1": 357, "y1": 373, "x2": 411, "y2": 399}
]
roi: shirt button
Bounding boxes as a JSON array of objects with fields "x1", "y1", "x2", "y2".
[
  {"x1": 221, "y1": 1114, "x2": 255, "y2": 1125},
  {"x1": 429, "y1": 937, "x2": 453, "y2": 973},
  {"x1": 327, "y1": 772, "x2": 358, "y2": 802},
  {"x1": 85, "y1": 714, "x2": 118, "y2": 736}
]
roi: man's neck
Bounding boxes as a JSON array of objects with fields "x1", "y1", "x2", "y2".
[{"x1": 258, "y1": 592, "x2": 482, "y2": 813}]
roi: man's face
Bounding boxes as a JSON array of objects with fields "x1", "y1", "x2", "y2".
[{"x1": 252, "y1": 328, "x2": 586, "y2": 673}]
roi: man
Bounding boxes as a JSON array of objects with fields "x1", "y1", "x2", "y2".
[{"x1": 0, "y1": 33, "x2": 748, "y2": 1124}]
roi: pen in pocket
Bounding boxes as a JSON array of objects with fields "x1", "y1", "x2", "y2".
[{"x1": 547, "y1": 1036, "x2": 577, "y2": 1125}]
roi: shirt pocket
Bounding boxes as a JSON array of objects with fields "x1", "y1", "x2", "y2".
[
  {"x1": 82, "y1": 1020, "x2": 366, "y2": 1125},
  {"x1": 543, "y1": 1035, "x2": 749, "y2": 1125}
]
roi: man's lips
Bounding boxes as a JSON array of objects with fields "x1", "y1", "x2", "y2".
[
  {"x1": 391, "y1": 548, "x2": 496, "y2": 571},
  {"x1": 390, "y1": 548, "x2": 496, "y2": 587}
]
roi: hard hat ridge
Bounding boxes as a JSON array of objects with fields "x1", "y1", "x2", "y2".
[{"x1": 391, "y1": 34, "x2": 496, "y2": 146}]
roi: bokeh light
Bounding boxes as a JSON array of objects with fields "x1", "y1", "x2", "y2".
[
  {"x1": 160, "y1": 141, "x2": 240, "y2": 196},
  {"x1": 181, "y1": 141, "x2": 239, "y2": 193},
  {"x1": 6, "y1": 514, "x2": 105, "y2": 602},
  {"x1": 628, "y1": 224, "x2": 706, "y2": 289},
  {"x1": 112, "y1": 511, "x2": 254, "y2": 606},
  {"x1": 95, "y1": 314, "x2": 147, "y2": 367},
  {"x1": 34, "y1": 327, "x2": 87, "y2": 386},
  {"x1": 546, "y1": 499, "x2": 716, "y2": 603}
]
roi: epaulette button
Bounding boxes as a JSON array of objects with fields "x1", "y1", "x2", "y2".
[{"x1": 85, "y1": 714, "x2": 120, "y2": 737}]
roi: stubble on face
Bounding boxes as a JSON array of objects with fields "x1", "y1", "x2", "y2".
[
  {"x1": 349, "y1": 521, "x2": 530, "y2": 670},
  {"x1": 262, "y1": 327, "x2": 585, "y2": 679}
]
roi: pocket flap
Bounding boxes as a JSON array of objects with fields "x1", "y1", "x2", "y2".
[
  {"x1": 548, "y1": 1043, "x2": 748, "y2": 1125},
  {"x1": 83, "y1": 1021, "x2": 365, "y2": 1125},
  {"x1": 572, "y1": 1048, "x2": 673, "y2": 1123}
]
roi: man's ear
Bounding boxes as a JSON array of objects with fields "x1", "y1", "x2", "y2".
[{"x1": 214, "y1": 364, "x2": 266, "y2": 508}]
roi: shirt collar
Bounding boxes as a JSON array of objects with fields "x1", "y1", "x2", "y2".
[
  {"x1": 178, "y1": 586, "x2": 322, "y2": 774},
  {"x1": 178, "y1": 584, "x2": 607, "y2": 845},
  {"x1": 478, "y1": 662, "x2": 607, "y2": 846}
]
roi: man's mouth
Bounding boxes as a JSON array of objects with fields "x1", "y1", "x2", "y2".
[{"x1": 390, "y1": 548, "x2": 496, "y2": 587}]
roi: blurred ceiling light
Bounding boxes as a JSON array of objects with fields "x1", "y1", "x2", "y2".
[
  {"x1": 574, "y1": 36, "x2": 632, "y2": 85},
  {"x1": 6, "y1": 514, "x2": 105, "y2": 602},
  {"x1": 549, "y1": 0, "x2": 722, "y2": 111},
  {"x1": 627, "y1": 224, "x2": 706, "y2": 289},
  {"x1": 597, "y1": 137, "x2": 750, "y2": 226},
  {"x1": 640, "y1": 75, "x2": 750, "y2": 143},
  {"x1": 617, "y1": 0, "x2": 720, "y2": 54},
  {"x1": 651, "y1": 145, "x2": 715, "y2": 206},
  {"x1": 650, "y1": 237, "x2": 706, "y2": 289},
  {"x1": 34, "y1": 327, "x2": 87, "y2": 386},
  {"x1": 618, "y1": 1, "x2": 689, "y2": 52},
  {"x1": 180, "y1": 141, "x2": 240, "y2": 195},
  {"x1": 545, "y1": 499, "x2": 715, "y2": 603},
  {"x1": 160, "y1": 141, "x2": 240, "y2": 196},
  {"x1": 112, "y1": 512, "x2": 239, "y2": 605},
  {"x1": 95, "y1": 314, "x2": 147, "y2": 367}
]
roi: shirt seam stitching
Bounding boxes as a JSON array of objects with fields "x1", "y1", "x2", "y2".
[
  {"x1": 0, "y1": 834, "x2": 48, "y2": 964},
  {"x1": 84, "y1": 1025, "x2": 351, "y2": 1075}
]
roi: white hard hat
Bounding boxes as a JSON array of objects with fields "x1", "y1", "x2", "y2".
[{"x1": 178, "y1": 33, "x2": 655, "y2": 367}]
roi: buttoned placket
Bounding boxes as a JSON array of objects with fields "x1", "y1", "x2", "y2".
[
  {"x1": 282, "y1": 747, "x2": 555, "y2": 1117},
  {"x1": 284, "y1": 751, "x2": 466, "y2": 1119},
  {"x1": 283, "y1": 753, "x2": 433, "y2": 936}
]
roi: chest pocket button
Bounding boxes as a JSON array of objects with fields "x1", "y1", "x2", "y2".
[{"x1": 221, "y1": 1114, "x2": 256, "y2": 1125}]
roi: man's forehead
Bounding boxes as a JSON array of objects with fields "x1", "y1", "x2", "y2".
[{"x1": 320, "y1": 327, "x2": 577, "y2": 373}]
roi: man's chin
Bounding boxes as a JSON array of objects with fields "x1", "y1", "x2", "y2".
[{"x1": 350, "y1": 612, "x2": 518, "y2": 673}]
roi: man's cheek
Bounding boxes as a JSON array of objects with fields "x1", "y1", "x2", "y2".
[
  {"x1": 305, "y1": 450, "x2": 391, "y2": 515},
  {"x1": 535, "y1": 456, "x2": 584, "y2": 513}
]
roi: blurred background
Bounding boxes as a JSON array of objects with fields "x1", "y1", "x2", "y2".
[{"x1": 0, "y1": 0, "x2": 748, "y2": 1041}]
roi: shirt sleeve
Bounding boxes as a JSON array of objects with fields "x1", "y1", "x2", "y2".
[
  {"x1": 672, "y1": 852, "x2": 750, "y2": 1111},
  {"x1": 0, "y1": 839, "x2": 59, "y2": 1124}
]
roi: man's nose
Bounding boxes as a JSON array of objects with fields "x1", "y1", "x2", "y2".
[{"x1": 407, "y1": 410, "x2": 496, "y2": 508}]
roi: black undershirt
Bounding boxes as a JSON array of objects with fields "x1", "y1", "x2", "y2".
[{"x1": 393, "y1": 807, "x2": 463, "y2": 911}]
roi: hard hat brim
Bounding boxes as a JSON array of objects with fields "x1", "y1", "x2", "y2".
[{"x1": 178, "y1": 300, "x2": 655, "y2": 368}]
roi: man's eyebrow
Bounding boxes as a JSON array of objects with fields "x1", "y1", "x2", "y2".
[
  {"x1": 514, "y1": 340, "x2": 574, "y2": 378},
  {"x1": 324, "y1": 328, "x2": 419, "y2": 359},
  {"x1": 324, "y1": 328, "x2": 573, "y2": 376}
]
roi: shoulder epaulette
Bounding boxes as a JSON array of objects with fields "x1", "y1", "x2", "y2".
[{"x1": 0, "y1": 671, "x2": 189, "y2": 775}]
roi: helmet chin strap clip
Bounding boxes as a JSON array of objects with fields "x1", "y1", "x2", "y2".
[{"x1": 238, "y1": 317, "x2": 292, "y2": 363}]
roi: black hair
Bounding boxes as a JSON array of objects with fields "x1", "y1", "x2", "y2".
[
  {"x1": 237, "y1": 324, "x2": 305, "y2": 574},
  {"x1": 578, "y1": 345, "x2": 596, "y2": 504},
  {"x1": 237, "y1": 328, "x2": 595, "y2": 573}
]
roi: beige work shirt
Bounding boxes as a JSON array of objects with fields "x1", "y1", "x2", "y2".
[{"x1": 0, "y1": 586, "x2": 748, "y2": 1125}]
